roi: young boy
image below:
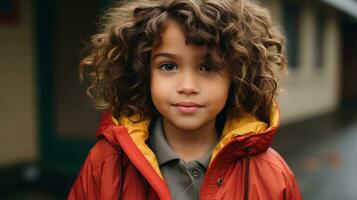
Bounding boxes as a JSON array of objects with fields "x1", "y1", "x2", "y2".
[{"x1": 69, "y1": 0, "x2": 302, "y2": 199}]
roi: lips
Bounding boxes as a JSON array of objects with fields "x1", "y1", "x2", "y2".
[{"x1": 173, "y1": 102, "x2": 203, "y2": 114}]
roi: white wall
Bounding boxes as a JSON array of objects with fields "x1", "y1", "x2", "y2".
[
  {"x1": 268, "y1": 0, "x2": 341, "y2": 124},
  {"x1": 0, "y1": 1, "x2": 37, "y2": 165}
]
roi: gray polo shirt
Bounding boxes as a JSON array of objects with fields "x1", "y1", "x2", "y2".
[{"x1": 148, "y1": 118, "x2": 213, "y2": 200}]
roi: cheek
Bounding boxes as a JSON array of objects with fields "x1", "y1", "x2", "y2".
[
  {"x1": 206, "y1": 78, "x2": 231, "y2": 109},
  {"x1": 150, "y1": 72, "x2": 171, "y2": 105},
  {"x1": 150, "y1": 74, "x2": 160, "y2": 104},
  {"x1": 213, "y1": 88, "x2": 230, "y2": 107},
  {"x1": 208, "y1": 78, "x2": 230, "y2": 96}
]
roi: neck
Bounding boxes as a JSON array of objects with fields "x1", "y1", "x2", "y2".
[{"x1": 162, "y1": 118, "x2": 218, "y2": 162}]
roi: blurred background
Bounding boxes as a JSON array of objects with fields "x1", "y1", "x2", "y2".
[{"x1": 0, "y1": 0, "x2": 356, "y2": 199}]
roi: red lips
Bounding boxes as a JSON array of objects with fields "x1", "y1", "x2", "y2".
[
  {"x1": 173, "y1": 102, "x2": 203, "y2": 114},
  {"x1": 174, "y1": 102, "x2": 202, "y2": 107}
]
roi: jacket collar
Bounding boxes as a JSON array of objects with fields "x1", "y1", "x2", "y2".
[{"x1": 96, "y1": 102, "x2": 280, "y2": 177}]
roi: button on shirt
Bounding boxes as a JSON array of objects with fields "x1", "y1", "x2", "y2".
[{"x1": 149, "y1": 118, "x2": 214, "y2": 200}]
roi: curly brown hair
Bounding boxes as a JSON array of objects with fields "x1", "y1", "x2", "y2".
[{"x1": 80, "y1": 0, "x2": 286, "y2": 124}]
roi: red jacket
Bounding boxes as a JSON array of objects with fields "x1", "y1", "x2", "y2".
[{"x1": 68, "y1": 105, "x2": 302, "y2": 200}]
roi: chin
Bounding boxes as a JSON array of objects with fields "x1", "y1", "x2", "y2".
[{"x1": 170, "y1": 118, "x2": 207, "y2": 131}]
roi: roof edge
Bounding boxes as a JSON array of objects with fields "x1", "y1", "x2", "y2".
[{"x1": 321, "y1": 0, "x2": 357, "y2": 19}]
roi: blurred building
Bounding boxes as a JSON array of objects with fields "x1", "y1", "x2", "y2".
[
  {"x1": 265, "y1": 0, "x2": 357, "y2": 124},
  {"x1": 0, "y1": 0, "x2": 356, "y2": 198}
]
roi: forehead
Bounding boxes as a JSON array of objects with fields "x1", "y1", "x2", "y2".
[{"x1": 151, "y1": 20, "x2": 208, "y2": 59}]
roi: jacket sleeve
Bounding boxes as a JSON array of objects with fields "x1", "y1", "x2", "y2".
[
  {"x1": 284, "y1": 169, "x2": 303, "y2": 200},
  {"x1": 67, "y1": 139, "x2": 123, "y2": 200},
  {"x1": 67, "y1": 153, "x2": 100, "y2": 200}
]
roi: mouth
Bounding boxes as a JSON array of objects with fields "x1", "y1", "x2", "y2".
[{"x1": 172, "y1": 102, "x2": 204, "y2": 114}]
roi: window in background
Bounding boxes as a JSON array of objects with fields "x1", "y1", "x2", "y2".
[
  {"x1": 282, "y1": 1, "x2": 302, "y2": 69},
  {"x1": 314, "y1": 10, "x2": 326, "y2": 69},
  {"x1": 53, "y1": 0, "x2": 102, "y2": 139}
]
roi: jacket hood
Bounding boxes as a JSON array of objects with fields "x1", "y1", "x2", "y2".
[{"x1": 96, "y1": 102, "x2": 280, "y2": 178}]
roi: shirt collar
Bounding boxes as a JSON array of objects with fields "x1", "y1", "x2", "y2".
[
  {"x1": 150, "y1": 117, "x2": 213, "y2": 169},
  {"x1": 151, "y1": 118, "x2": 180, "y2": 166},
  {"x1": 196, "y1": 148, "x2": 212, "y2": 170}
]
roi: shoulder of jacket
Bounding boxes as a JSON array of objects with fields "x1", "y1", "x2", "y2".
[
  {"x1": 254, "y1": 148, "x2": 295, "y2": 177},
  {"x1": 87, "y1": 138, "x2": 122, "y2": 169}
]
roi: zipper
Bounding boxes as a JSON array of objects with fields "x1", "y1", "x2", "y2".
[
  {"x1": 206, "y1": 128, "x2": 276, "y2": 172},
  {"x1": 199, "y1": 128, "x2": 277, "y2": 199}
]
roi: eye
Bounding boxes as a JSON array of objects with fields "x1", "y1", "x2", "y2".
[
  {"x1": 200, "y1": 62, "x2": 214, "y2": 72},
  {"x1": 159, "y1": 63, "x2": 177, "y2": 71}
]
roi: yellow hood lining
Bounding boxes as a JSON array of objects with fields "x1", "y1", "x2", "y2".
[{"x1": 112, "y1": 102, "x2": 279, "y2": 179}]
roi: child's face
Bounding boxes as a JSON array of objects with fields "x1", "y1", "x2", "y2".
[{"x1": 150, "y1": 20, "x2": 231, "y2": 131}]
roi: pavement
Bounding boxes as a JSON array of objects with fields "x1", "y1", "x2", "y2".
[{"x1": 273, "y1": 107, "x2": 357, "y2": 200}]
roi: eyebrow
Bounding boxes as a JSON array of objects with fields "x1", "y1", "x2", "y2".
[
  {"x1": 151, "y1": 52, "x2": 209, "y2": 61},
  {"x1": 151, "y1": 52, "x2": 180, "y2": 60}
]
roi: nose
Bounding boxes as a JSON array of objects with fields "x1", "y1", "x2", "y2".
[{"x1": 177, "y1": 71, "x2": 200, "y2": 95}]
